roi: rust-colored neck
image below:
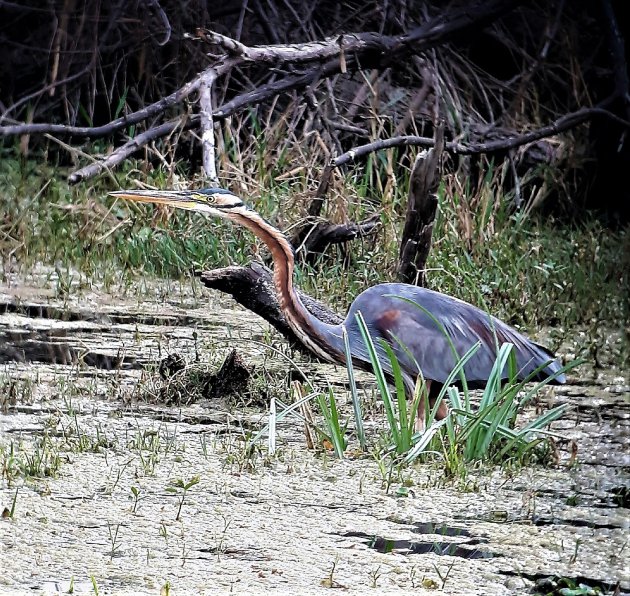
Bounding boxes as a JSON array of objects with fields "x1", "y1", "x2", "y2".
[{"x1": 231, "y1": 211, "x2": 340, "y2": 362}]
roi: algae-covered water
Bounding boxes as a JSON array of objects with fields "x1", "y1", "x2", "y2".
[{"x1": 1, "y1": 273, "x2": 628, "y2": 595}]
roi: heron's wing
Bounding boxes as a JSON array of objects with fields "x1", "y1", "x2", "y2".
[
  {"x1": 374, "y1": 307, "x2": 502, "y2": 384},
  {"x1": 345, "y1": 284, "x2": 564, "y2": 385}
]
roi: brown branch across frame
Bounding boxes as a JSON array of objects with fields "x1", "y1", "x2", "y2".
[
  {"x1": 331, "y1": 103, "x2": 630, "y2": 168},
  {"x1": 0, "y1": 69, "x2": 209, "y2": 137},
  {"x1": 67, "y1": 116, "x2": 199, "y2": 185}
]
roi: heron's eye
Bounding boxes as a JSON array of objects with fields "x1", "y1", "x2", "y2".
[{"x1": 204, "y1": 194, "x2": 217, "y2": 204}]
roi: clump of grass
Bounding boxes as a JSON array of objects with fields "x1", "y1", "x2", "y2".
[
  {"x1": 315, "y1": 389, "x2": 348, "y2": 458},
  {"x1": 0, "y1": 157, "x2": 256, "y2": 289},
  {"x1": 128, "y1": 350, "x2": 260, "y2": 407},
  {"x1": 60, "y1": 415, "x2": 112, "y2": 454},
  {"x1": 0, "y1": 375, "x2": 35, "y2": 412},
  {"x1": 430, "y1": 180, "x2": 628, "y2": 333},
  {"x1": 402, "y1": 344, "x2": 578, "y2": 476},
  {"x1": 353, "y1": 311, "x2": 421, "y2": 455},
  {"x1": 334, "y1": 310, "x2": 577, "y2": 471},
  {"x1": 0, "y1": 435, "x2": 63, "y2": 484}
]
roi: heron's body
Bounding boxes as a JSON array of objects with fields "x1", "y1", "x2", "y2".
[
  {"x1": 110, "y1": 187, "x2": 565, "y2": 423},
  {"x1": 339, "y1": 283, "x2": 564, "y2": 392}
]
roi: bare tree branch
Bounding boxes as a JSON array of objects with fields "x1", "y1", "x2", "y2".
[
  {"x1": 68, "y1": 116, "x2": 197, "y2": 184},
  {"x1": 332, "y1": 103, "x2": 630, "y2": 167},
  {"x1": 213, "y1": 60, "x2": 341, "y2": 119},
  {"x1": 294, "y1": 214, "x2": 381, "y2": 265},
  {"x1": 199, "y1": 70, "x2": 219, "y2": 183},
  {"x1": 0, "y1": 70, "x2": 207, "y2": 136},
  {"x1": 143, "y1": 0, "x2": 172, "y2": 46},
  {"x1": 4, "y1": 0, "x2": 618, "y2": 189},
  {"x1": 199, "y1": 0, "x2": 522, "y2": 65}
]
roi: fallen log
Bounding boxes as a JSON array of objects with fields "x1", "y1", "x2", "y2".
[{"x1": 198, "y1": 262, "x2": 342, "y2": 355}]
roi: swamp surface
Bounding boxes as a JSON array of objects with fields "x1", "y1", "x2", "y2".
[{"x1": 0, "y1": 270, "x2": 628, "y2": 595}]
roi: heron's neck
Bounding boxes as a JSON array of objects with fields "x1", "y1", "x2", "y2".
[{"x1": 232, "y1": 211, "x2": 342, "y2": 362}]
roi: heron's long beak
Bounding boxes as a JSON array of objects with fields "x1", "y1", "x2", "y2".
[{"x1": 109, "y1": 189, "x2": 201, "y2": 210}]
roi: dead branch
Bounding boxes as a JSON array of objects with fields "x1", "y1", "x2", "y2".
[
  {"x1": 331, "y1": 103, "x2": 630, "y2": 168},
  {"x1": 199, "y1": 262, "x2": 341, "y2": 353},
  {"x1": 293, "y1": 214, "x2": 381, "y2": 265},
  {"x1": 199, "y1": 69, "x2": 219, "y2": 183},
  {"x1": 397, "y1": 126, "x2": 444, "y2": 286},
  {"x1": 0, "y1": 69, "x2": 208, "y2": 136},
  {"x1": 66, "y1": 100, "x2": 627, "y2": 187},
  {"x1": 198, "y1": 0, "x2": 521, "y2": 66},
  {"x1": 2, "y1": 0, "x2": 513, "y2": 138},
  {"x1": 67, "y1": 116, "x2": 198, "y2": 184},
  {"x1": 143, "y1": 0, "x2": 172, "y2": 46},
  {"x1": 213, "y1": 60, "x2": 342, "y2": 119},
  {"x1": 2, "y1": 0, "x2": 526, "y2": 185},
  {"x1": 308, "y1": 164, "x2": 334, "y2": 219}
]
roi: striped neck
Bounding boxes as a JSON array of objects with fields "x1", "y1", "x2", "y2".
[{"x1": 231, "y1": 210, "x2": 342, "y2": 362}]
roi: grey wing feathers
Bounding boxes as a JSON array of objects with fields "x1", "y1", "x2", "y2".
[{"x1": 345, "y1": 283, "x2": 565, "y2": 386}]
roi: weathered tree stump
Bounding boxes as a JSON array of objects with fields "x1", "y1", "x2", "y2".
[
  {"x1": 198, "y1": 262, "x2": 342, "y2": 355},
  {"x1": 397, "y1": 125, "x2": 444, "y2": 286}
]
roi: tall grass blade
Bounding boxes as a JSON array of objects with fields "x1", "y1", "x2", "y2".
[
  {"x1": 467, "y1": 343, "x2": 516, "y2": 458},
  {"x1": 342, "y1": 325, "x2": 366, "y2": 449},
  {"x1": 268, "y1": 397, "x2": 276, "y2": 456},
  {"x1": 380, "y1": 341, "x2": 412, "y2": 451},
  {"x1": 355, "y1": 311, "x2": 401, "y2": 448},
  {"x1": 316, "y1": 389, "x2": 346, "y2": 458},
  {"x1": 404, "y1": 418, "x2": 449, "y2": 463},
  {"x1": 494, "y1": 404, "x2": 568, "y2": 461},
  {"x1": 250, "y1": 388, "x2": 319, "y2": 445}
]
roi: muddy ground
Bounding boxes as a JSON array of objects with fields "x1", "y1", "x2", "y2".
[{"x1": 0, "y1": 271, "x2": 628, "y2": 595}]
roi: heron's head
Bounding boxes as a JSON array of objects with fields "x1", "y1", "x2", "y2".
[{"x1": 108, "y1": 187, "x2": 246, "y2": 219}]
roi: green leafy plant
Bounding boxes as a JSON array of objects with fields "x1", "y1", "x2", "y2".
[
  {"x1": 315, "y1": 388, "x2": 348, "y2": 458},
  {"x1": 349, "y1": 306, "x2": 577, "y2": 470},
  {"x1": 167, "y1": 475, "x2": 200, "y2": 521},
  {"x1": 354, "y1": 311, "x2": 420, "y2": 454},
  {"x1": 424, "y1": 349, "x2": 578, "y2": 472},
  {"x1": 130, "y1": 486, "x2": 142, "y2": 513}
]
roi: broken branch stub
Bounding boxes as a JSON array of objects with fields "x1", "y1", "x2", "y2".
[
  {"x1": 291, "y1": 215, "x2": 381, "y2": 266},
  {"x1": 397, "y1": 125, "x2": 444, "y2": 286},
  {"x1": 199, "y1": 262, "x2": 342, "y2": 357}
]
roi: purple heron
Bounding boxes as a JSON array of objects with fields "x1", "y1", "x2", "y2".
[{"x1": 110, "y1": 188, "x2": 565, "y2": 425}]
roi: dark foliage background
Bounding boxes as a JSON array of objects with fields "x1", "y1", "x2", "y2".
[{"x1": 0, "y1": 0, "x2": 628, "y2": 222}]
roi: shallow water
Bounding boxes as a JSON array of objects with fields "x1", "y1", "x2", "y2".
[{"x1": 0, "y1": 276, "x2": 628, "y2": 595}]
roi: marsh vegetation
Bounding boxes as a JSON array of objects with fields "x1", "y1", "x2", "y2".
[
  {"x1": 1, "y1": 152, "x2": 628, "y2": 594},
  {"x1": 1, "y1": 1, "x2": 629, "y2": 592}
]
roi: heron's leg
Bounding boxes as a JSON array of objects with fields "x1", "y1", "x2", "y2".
[
  {"x1": 415, "y1": 380, "x2": 449, "y2": 431},
  {"x1": 414, "y1": 380, "x2": 431, "y2": 432},
  {"x1": 430, "y1": 382, "x2": 449, "y2": 420}
]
